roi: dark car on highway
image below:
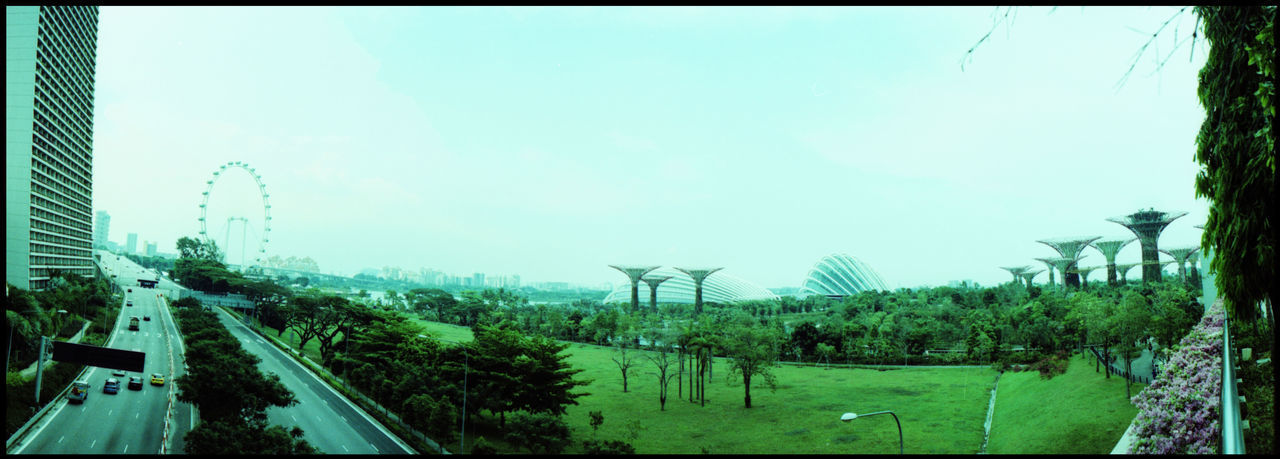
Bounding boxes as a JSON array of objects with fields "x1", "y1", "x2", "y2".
[{"x1": 128, "y1": 376, "x2": 143, "y2": 390}]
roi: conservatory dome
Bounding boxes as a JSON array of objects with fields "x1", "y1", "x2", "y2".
[{"x1": 799, "y1": 253, "x2": 888, "y2": 297}]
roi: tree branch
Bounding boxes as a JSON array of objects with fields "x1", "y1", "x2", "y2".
[{"x1": 1114, "y1": 6, "x2": 1194, "y2": 91}]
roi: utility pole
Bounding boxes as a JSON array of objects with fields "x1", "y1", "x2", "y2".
[{"x1": 34, "y1": 336, "x2": 49, "y2": 403}]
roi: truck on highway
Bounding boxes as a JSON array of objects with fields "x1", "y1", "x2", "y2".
[
  {"x1": 67, "y1": 380, "x2": 90, "y2": 403},
  {"x1": 128, "y1": 317, "x2": 140, "y2": 331}
]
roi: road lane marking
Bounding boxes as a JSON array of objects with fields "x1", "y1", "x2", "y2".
[
  {"x1": 341, "y1": 415, "x2": 346, "y2": 422},
  {"x1": 91, "y1": 439, "x2": 97, "y2": 448},
  {"x1": 342, "y1": 445, "x2": 349, "y2": 452},
  {"x1": 124, "y1": 444, "x2": 129, "y2": 453},
  {"x1": 108, "y1": 409, "x2": 113, "y2": 416},
  {"x1": 58, "y1": 436, "x2": 64, "y2": 443},
  {"x1": 370, "y1": 443, "x2": 378, "y2": 452},
  {"x1": 292, "y1": 415, "x2": 297, "y2": 422}
]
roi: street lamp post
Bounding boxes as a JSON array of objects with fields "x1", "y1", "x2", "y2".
[
  {"x1": 841, "y1": 411, "x2": 903, "y2": 454},
  {"x1": 343, "y1": 323, "x2": 351, "y2": 388}
]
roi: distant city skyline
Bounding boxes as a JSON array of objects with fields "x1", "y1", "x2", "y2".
[{"x1": 91, "y1": 7, "x2": 1210, "y2": 289}]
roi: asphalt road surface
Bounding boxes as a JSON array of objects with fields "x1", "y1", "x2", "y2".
[
  {"x1": 11, "y1": 253, "x2": 414, "y2": 454},
  {"x1": 10, "y1": 254, "x2": 192, "y2": 454},
  {"x1": 210, "y1": 306, "x2": 414, "y2": 454}
]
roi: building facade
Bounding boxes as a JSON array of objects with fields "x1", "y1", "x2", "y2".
[
  {"x1": 126, "y1": 232, "x2": 137, "y2": 254},
  {"x1": 6, "y1": 6, "x2": 100, "y2": 290},
  {"x1": 93, "y1": 210, "x2": 109, "y2": 249}
]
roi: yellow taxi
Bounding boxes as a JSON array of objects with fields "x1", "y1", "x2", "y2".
[{"x1": 150, "y1": 373, "x2": 165, "y2": 386}]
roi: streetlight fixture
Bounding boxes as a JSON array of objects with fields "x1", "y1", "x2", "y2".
[{"x1": 841, "y1": 411, "x2": 903, "y2": 454}]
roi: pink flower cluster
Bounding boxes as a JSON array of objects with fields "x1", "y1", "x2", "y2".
[{"x1": 1127, "y1": 303, "x2": 1224, "y2": 454}]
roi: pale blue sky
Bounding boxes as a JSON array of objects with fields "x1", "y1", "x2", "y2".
[{"x1": 91, "y1": 6, "x2": 1211, "y2": 289}]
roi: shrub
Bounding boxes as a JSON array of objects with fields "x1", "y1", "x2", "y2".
[
  {"x1": 469, "y1": 436, "x2": 498, "y2": 455},
  {"x1": 1027, "y1": 352, "x2": 1069, "y2": 380},
  {"x1": 1128, "y1": 303, "x2": 1224, "y2": 454},
  {"x1": 583, "y1": 439, "x2": 637, "y2": 454},
  {"x1": 171, "y1": 297, "x2": 201, "y2": 308}
]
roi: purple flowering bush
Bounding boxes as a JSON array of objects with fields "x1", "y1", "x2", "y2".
[{"x1": 1127, "y1": 303, "x2": 1224, "y2": 454}]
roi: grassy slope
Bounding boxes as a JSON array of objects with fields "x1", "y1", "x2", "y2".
[
  {"x1": 413, "y1": 320, "x2": 995, "y2": 454},
  {"x1": 987, "y1": 354, "x2": 1143, "y2": 454}
]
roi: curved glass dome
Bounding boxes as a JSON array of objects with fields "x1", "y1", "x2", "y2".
[
  {"x1": 800, "y1": 253, "x2": 888, "y2": 297},
  {"x1": 603, "y1": 267, "x2": 778, "y2": 305}
]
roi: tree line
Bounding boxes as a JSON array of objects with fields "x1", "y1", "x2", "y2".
[{"x1": 170, "y1": 299, "x2": 317, "y2": 454}]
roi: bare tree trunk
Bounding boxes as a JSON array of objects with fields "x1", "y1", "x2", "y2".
[
  {"x1": 677, "y1": 349, "x2": 684, "y2": 398},
  {"x1": 699, "y1": 350, "x2": 706, "y2": 407},
  {"x1": 689, "y1": 352, "x2": 695, "y2": 403}
]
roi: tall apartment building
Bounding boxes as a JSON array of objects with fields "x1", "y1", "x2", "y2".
[
  {"x1": 6, "y1": 6, "x2": 100, "y2": 290},
  {"x1": 93, "y1": 209, "x2": 109, "y2": 248},
  {"x1": 126, "y1": 232, "x2": 137, "y2": 254},
  {"x1": 145, "y1": 241, "x2": 157, "y2": 257}
]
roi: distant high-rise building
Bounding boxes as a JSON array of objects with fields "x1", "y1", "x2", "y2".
[
  {"x1": 127, "y1": 233, "x2": 138, "y2": 254},
  {"x1": 145, "y1": 241, "x2": 157, "y2": 257},
  {"x1": 472, "y1": 273, "x2": 485, "y2": 288},
  {"x1": 93, "y1": 211, "x2": 110, "y2": 249},
  {"x1": 5, "y1": 6, "x2": 100, "y2": 290}
]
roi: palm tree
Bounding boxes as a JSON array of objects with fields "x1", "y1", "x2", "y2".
[
  {"x1": 687, "y1": 334, "x2": 711, "y2": 406},
  {"x1": 674, "y1": 322, "x2": 694, "y2": 399}
]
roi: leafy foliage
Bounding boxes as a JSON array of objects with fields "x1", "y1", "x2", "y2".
[
  {"x1": 582, "y1": 439, "x2": 637, "y2": 454},
  {"x1": 1193, "y1": 6, "x2": 1277, "y2": 327},
  {"x1": 184, "y1": 418, "x2": 317, "y2": 454},
  {"x1": 174, "y1": 307, "x2": 296, "y2": 424},
  {"x1": 171, "y1": 304, "x2": 313, "y2": 454},
  {"x1": 722, "y1": 318, "x2": 784, "y2": 408},
  {"x1": 502, "y1": 411, "x2": 572, "y2": 454}
]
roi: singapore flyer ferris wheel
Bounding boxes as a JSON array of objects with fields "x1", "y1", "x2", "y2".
[{"x1": 198, "y1": 161, "x2": 272, "y2": 270}]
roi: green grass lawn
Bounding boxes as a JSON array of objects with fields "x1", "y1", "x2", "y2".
[
  {"x1": 259, "y1": 319, "x2": 1143, "y2": 454},
  {"x1": 987, "y1": 354, "x2": 1143, "y2": 454},
  {"x1": 413, "y1": 320, "x2": 996, "y2": 454}
]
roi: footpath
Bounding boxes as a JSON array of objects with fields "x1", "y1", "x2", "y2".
[
  {"x1": 17, "y1": 321, "x2": 92, "y2": 380},
  {"x1": 1093, "y1": 346, "x2": 1157, "y2": 454}
]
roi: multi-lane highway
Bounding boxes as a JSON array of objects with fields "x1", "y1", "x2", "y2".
[
  {"x1": 10, "y1": 253, "x2": 191, "y2": 454},
  {"x1": 9, "y1": 251, "x2": 415, "y2": 454}
]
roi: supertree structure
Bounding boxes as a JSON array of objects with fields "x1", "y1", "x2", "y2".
[
  {"x1": 1000, "y1": 266, "x2": 1031, "y2": 285},
  {"x1": 1141, "y1": 259, "x2": 1177, "y2": 279},
  {"x1": 640, "y1": 275, "x2": 673, "y2": 314},
  {"x1": 1046, "y1": 257, "x2": 1079, "y2": 290},
  {"x1": 1091, "y1": 238, "x2": 1136, "y2": 286},
  {"x1": 1068, "y1": 265, "x2": 1104, "y2": 289},
  {"x1": 1107, "y1": 208, "x2": 1187, "y2": 283},
  {"x1": 1186, "y1": 250, "x2": 1202, "y2": 286},
  {"x1": 1020, "y1": 270, "x2": 1043, "y2": 289},
  {"x1": 609, "y1": 265, "x2": 660, "y2": 313},
  {"x1": 1117, "y1": 262, "x2": 1143, "y2": 285},
  {"x1": 1037, "y1": 237, "x2": 1101, "y2": 288},
  {"x1": 675, "y1": 267, "x2": 723, "y2": 314},
  {"x1": 1159, "y1": 247, "x2": 1201, "y2": 283},
  {"x1": 1033, "y1": 257, "x2": 1059, "y2": 288}
]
